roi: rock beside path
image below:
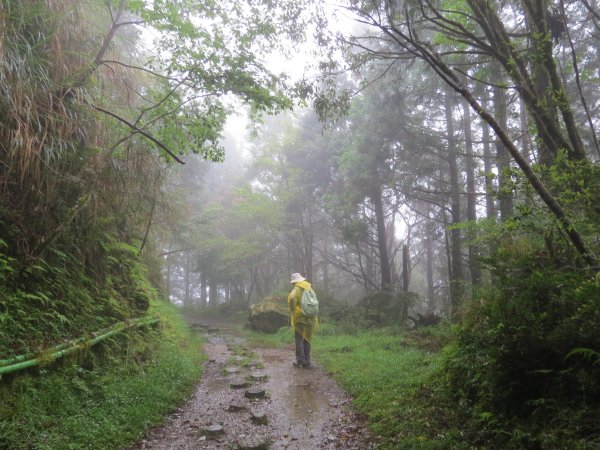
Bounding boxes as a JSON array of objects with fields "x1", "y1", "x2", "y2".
[
  {"x1": 250, "y1": 410, "x2": 268, "y2": 425},
  {"x1": 203, "y1": 424, "x2": 224, "y2": 438},
  {"x1": 236, "y1": 434, "x2": 269, "y2": 450},
  {"x1": 244, "y1": 388, "x2": 266, "y2": 399},
  {"x1": 230, "y1": 379, "x2": 251, "y2": 389},
  {"x1": 247, "y1": 296, "x2": 289, "y2": 333},
  {"x1": 228, "y1": 403, "x2": 247, "y2": 412}
]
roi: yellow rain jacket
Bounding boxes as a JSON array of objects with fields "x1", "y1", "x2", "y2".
[{"x1": 288, "y1": 280, "x2": 318, "y2": 343}]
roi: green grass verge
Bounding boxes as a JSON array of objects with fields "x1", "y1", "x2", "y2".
[
  {"x1": 0, "y1": 299, "x2": 205, "y2": 450},
  {"x1": 238, "y1": 322, "x2": 468, "y2": 448},
  {"x1": 314, "y1": 326, "x2": 467, "y2": 449}
]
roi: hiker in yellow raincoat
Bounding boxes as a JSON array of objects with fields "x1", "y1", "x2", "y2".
[{"x1": 288, "y1": 273, "x2": 318, "y2": 367}]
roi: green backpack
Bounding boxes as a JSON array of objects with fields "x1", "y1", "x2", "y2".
[{"x1": 300, "y1": 288, "x2": 319, "y2": 317}]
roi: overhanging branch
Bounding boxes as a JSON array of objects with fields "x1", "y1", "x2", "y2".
[{"x1": 93, "y1": 104, "x2": 185, "y2": 164}]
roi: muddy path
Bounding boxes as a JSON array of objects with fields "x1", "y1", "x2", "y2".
[{"x1": 131, "y1": 321, "x2": 375, "y2": 450}]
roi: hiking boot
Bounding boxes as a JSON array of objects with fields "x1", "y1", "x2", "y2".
[{"x1": 293, "y1": 361, "x2": 307, "y2": 368}]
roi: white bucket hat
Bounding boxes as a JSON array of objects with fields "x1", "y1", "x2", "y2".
[{"x1": 290, "y1": 273, "x2": 305, "y2": 284}]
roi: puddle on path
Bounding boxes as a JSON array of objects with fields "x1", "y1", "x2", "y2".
[
  {"x1": 285, "y1": 381, "x2": 320, "y2": 422},
  {"x1": 203, "y1": 376, "x2": 229, "y2": 394},
  {"x1": 261, "y1": 352, "x2": 285, "y2": 363},
  {"x1": 207, "y1": 335, "x2": 226, "y2": 345}
]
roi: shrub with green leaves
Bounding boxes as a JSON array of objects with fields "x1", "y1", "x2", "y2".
[
  {"x1": 446, "y1": 250, "x2": 600, "y2": 447},
  {"x1": 442, "y1": 157, "x2": 600, "y2": 448}
]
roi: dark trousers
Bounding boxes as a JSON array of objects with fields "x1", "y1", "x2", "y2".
[{"x1": 294, "y1": 331, "x2": 311, "y2": 365}]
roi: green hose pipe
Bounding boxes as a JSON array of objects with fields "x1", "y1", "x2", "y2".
[
  {"x1": 0, "y1": 336, "x2": 89, "y2": 367},
  {"x1": 0, "y1": 317, "x2": 159, "y2": 376}
]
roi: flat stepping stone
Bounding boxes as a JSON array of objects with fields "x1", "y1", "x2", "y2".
[
  {"x1": 228, "y1": 403, "x2": 247, "y2": 412},
  {"x1": 203, "y1": 424, "x2": 224, "y2": 438},
  {"x1": 231, "y1": 355, "x2": 246, "y2": 363},
  {"x1": 244, "y1": 388, "x2": 266, "y2": 399},
  {"x1": 249, "y1": 371, "x2": 268, "y2": 382},
  {"x1": 250, "y1": 410, "x2": 268, "y2": 425},
  {"x1": 225, "y1": 366, "x2": 241, "y2": 375},
  {"x1": 236, "y1": 434, "x2": 269, "y2": 450},
  {"x1": 230, "y1": 378, "x2": 251, "y2": 389}
]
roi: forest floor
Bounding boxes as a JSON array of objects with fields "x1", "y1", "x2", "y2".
[{"x1": 130, "y1": 317, "x2": 376, "y2": 450}]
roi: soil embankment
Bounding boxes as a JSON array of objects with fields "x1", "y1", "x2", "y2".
[{"x1": 132, "y1": 321, "x2": 373, "y2": 449}]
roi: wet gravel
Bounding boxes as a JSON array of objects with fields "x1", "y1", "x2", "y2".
[{"x1": 131, "y1": 324, "x2": 375, "y2": 450}]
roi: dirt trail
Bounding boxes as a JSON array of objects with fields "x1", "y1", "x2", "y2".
[{"x1": 132, "y1": 321, "x2": 374, "y2": 450}]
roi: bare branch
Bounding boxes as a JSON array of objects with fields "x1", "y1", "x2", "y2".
[{"x1": 92, "y1": 104, "x2": 186, "y2": 164}]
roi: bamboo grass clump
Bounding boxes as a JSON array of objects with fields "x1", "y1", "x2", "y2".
[
  {"x1": 0, "y1": 1, "x2": 170, "y2": 361},
  {"x1": 0, "y1": 0, "x2": 162, "y2": 259}
]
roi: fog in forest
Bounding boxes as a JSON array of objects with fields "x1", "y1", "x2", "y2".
[{"x1": 2, "y1": 1, "x2": 600, "y2": 448}]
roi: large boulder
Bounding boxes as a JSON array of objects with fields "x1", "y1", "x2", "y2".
[{"x1": 248, "y1": 295, "x2": 289, "y2": 333}]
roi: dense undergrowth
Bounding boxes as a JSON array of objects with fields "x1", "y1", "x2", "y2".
[
  {"x1": 0, "y1": 298, "x2": 205, "y2": 450},
  {"x1": 445, "y1": 262, "x2": 600, "y2": 449},
  {"x1": 315, "y1": 326, "x2": 466, "y2": 449},
  {"x1": 441, "y1": 160, "x2": 600, "y2": 449}
]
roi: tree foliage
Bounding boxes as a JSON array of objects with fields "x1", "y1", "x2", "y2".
[{"x1": 0, "y1": 0, "x2": 313, "y2": 355}]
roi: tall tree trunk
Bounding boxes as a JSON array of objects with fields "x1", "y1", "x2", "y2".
[
  {"x1": 481, "y1": 109, "x2": 496, "y2": 220},
  {"x1": 462, "y1": 98, "x2": 482, "y2": 287},
  {"x1": 256, "y1": 266, "x2": 265, "y2": 300},
  {"x1": 402, "y1": 244, "x2": 410, "y2": 292},
  {"x1": 371, "y1": 186, "x2": 392, "y2": 289},
  {"x1": 493, "y1": 79, "x2": 514, "y2": 220},
  {"x1": 323, "y1": 260, "x2": 329, "y2": 293},
  {"x1": 477, "y1": 84, "x2": 496, "y2": 220},
  {"x1": 467, "y1": 1, "x2": 587, "y2": 162},
  {"x1": 443, "y1": 220, "x2": 453, "y2": 318},
  {"x1": 523, "y1": 7, "x2": 558, "y2": 166},
  {"x1": 386, "y1": 204, "x2": 398, "y2": 286},
  {"x1": 183, "y1": 252, "x2": 191, "y2": 307},
  {"x1": 402, "y1": 17, "x2": 597, "y2": 266},
  {"x1": 521, "y1": 0, "x2": 586, "y2": 162},
  {"x1": 209, "y1": 279, "x2": 218, "y2": 305},
  {"x1": 425, "y1": 219, "x2": 436, "y2": 312},
  {"x1": 200, "y1": 272, "x2": 207, "y2": 307},
  {"x1": 445, "y1": 92, "x2": 464, "y2": 317},
  {"x1": 519, "y1": 98, "x2": 531, "y2": 159},
  {"x1": 401, "y1": 244, "x2": 410, "y2": 321},
  {"x1": 246, "y1": 268, "x2": 256, "y2": 304},
  {"x1": 361, "y1": 205, "x2": 376, "y2": 289},
  {"x1": 304, "y1": 209, "x2": 314, "y2": 281},
  {"x1": 165, "y1": 254, "x2": 171, "y2": 302}
]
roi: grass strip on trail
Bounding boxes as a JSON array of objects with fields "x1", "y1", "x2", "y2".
[
  {"x1": 315, "y1": 326, "x2": 467, "y2": 449},
  {"x1": 0, "y1": 300, "x2": 205, "y2": 450},
  {"x1": 242, "y1": 322, "x2": 467, "y2": 448}
]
